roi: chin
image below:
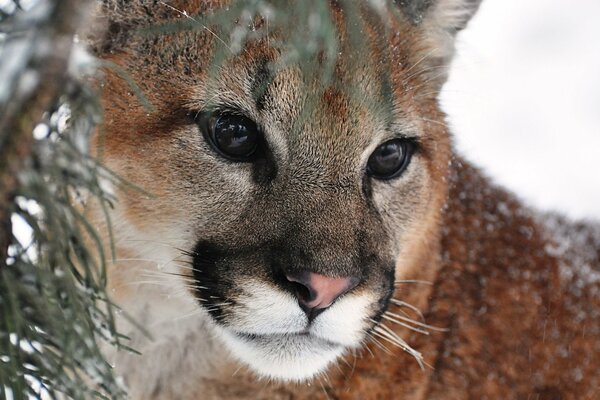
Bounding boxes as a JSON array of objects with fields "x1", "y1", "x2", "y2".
[{"x1": 218, "y1": 327, "x2": 346, "y2": 382}]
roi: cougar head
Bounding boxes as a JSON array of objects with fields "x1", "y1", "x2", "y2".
[{"x1": 94, "y1": 0, "x2": 480, "y2": 381}]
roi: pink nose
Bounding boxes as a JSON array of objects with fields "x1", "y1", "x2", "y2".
[{"x1": 286, "y1": 271, "x2": 359, "y2": 317}]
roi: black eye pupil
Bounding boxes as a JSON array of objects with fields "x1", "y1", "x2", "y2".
[
  {"x1": 367, "y1": 139, "x2": 413, "y2": 179},
  {"x1": 209, "y1": 114, "x2": 259, "y2": 160}
]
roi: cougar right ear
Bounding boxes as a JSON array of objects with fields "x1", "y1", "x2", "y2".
[
  {"x1": 393, "y1": 0, "x2": 482, "y2": 87},
  {"x1": 396, "y1": 0, "x2": 482, "y2": 33},
  {"x1": 396, "y1": 0, "x2": 482, "y2": 60}
]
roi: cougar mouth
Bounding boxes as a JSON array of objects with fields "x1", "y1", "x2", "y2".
[
  {"x1": 232, "y1": 327, "x2": 343, "y2": 347},
  {"x1": 234, "y1": 330, "x2": 340, "y2": 347},
  {"x1": 189, "y1": 240, "x2": 395, "y2": 381},
  {"x1": 217, "y1": 325, "x2": 346, "y2": 381}
]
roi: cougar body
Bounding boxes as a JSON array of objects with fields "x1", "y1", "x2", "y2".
[{"x1": 89, "y1": 1, "x2": 600, "y2": 399}]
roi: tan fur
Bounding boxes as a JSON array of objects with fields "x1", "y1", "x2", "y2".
[{"x1": 89, "y1": 1, "x2": 600, "y2": 399}]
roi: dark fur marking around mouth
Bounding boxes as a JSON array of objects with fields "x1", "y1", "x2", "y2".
[
  {"x1": 370, "y1": 265, "x2": 396, "y2": 325},
  {"x1": 191, "y1": 241, "x2": 231, "y2": 320}
]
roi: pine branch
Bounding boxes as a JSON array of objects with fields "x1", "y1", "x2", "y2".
[
  {"x1": 1, "y1": 1, "x2": 129, "y2": 399},
  {"x1": 0, "y1": 0, "x2": 87, "y2": 266}
]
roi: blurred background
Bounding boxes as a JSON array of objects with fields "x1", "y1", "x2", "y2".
[{"x1": 441, "y1": 0, "x2": 600, "y2": 220}]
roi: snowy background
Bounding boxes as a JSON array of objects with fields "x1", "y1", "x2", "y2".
[{"x1": 441, "y1": 0, "x2": 600, "y2": 220}]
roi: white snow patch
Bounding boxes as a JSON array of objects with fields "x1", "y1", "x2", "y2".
[
  {"x1": 0, "y1": 38, "x2": 34, "y2": 104},
  {"x1": 539, "y1": 213, "x2": 600, "y2": 290},
  {"x1": 33, "y1": 123, "x2": 49, "y2": 139},
  {"x1": 68, "y1": 42, "x2": 97, "y2": 77},
  {"x1": 442, "y1": 0, "x2": 600, "y2": 219},
  {"x1": 0, "y1": 0, "x2": 40, "y2": 12},
  {"x1": 0, "y1": 0, "x2": 16, "y2": 13}
]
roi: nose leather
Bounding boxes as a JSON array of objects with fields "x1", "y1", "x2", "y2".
[{"x1": 286, "y1": 271, "x2": 358, "y2": 311}]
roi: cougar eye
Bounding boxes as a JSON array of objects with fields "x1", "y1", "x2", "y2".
[
  {"x1": 367, "y1": 139, "x2": 414, "y2": 180},
  {"x1": 204, "y1": 113, "x2": 259, "y2": 161}
]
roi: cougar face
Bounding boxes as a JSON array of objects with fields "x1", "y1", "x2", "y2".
[
  {"x1": 184, "y1": 67, "x2": 439, "y2": 379},
  {"x1": 96, "y1": 1, "x2": 463, "y2": 382}
]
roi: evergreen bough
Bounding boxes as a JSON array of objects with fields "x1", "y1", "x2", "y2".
[{"x1": 0, "y1": 0, "x2": 129, "y2": 398}]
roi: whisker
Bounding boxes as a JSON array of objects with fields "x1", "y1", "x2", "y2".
[
  {"x1": 120, "y1": 280, "x2": 178, "y2": 287},
  {"x1": 362, "y1": 338, "x2": 376, "y2": 358},
  {"x1": 173, "y1": 263, "x2": 196, "y2": 272},
  {"x1": 120, "y1": 238, "x2": 187, "y2": 252},
  {"x1": 208, "y1": 302, "x2": 232, "y2": 308},
  {"x1": 117, "y1": 241, "x2": 201, "y2": 271},
  {"x1": 381, "y1": 313, "x2": 429, "y2": 335},
  {"x1": 413, "y1": 91, "x2": 443, "y2": 100},
  {"x1": 414, "y1": 116, "x2": 450, "y2": 129},
  {"x1": 369, "y1": 331, "x2": 398, "y2": 357},
  {"x1": 407, "y1": 70, "x2": 450, "y2": 92},
  {"x1": 338, "y1": 355, "x2": 352, "y2": 370},
  {"x1": 374, "y1": 323, "x2": 411, "y2": 349},
  {"x1": 385, "y1": 311, "x2": 447, "y2": 332},
  {"x1": 140, "y1": 271, "x2": 195, "y2": 283},
  {"x1": 394, "y1": 279, "x2": 433, "y2": 286},
  {"x1": 182, "y1": 283, "x2": 210, "y2": 290},
  {"x1": 389, "y1": 299, "x2": 425, "y2": 321},
  {"x1": 317, "y1": 373, "x2": 333, "y2": 400},
  {"x1": 403, "y1": 64, "x2": 449, "y2": 84},
  {"x1": 388, "y1": 304, "x2": 415, "y2": 320},
  {"x1": 402, "y1": 48, "x2": 440, "y2": 76},
  {"x1": 348, "y1": 351, "x2": 358, "y2": 380},
  {"x1": 372, "y1": 322, "x2": 424, "y2": 369},
  {"x1": 158, "y1": 1, "x2": 234, "y2": 54},
  {"x1": 111, "y1": 257, "x2": 161, "y2": 264},
  {"x1": 172, "y1": 308, "x2": 205, "y2": 322},
  {"x1": 113, "y1": 253, "x2": 193, "y2": 273},
  {"x1": 231, "y1": 364, "x2": 244, "y2": 377},
  {"x1": 365, "y1": 332, "x2": 391, "y2": 356}
]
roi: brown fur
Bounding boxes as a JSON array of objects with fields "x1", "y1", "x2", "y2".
[{"x1": 90, "y1": 1, "x2": 600, "y2": 399}]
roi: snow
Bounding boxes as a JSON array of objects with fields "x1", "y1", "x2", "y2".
[
  {"x1": 442, "y1": 0, "x2": 600, "y2": 220},
  {"x1": 68, "y1": 42, "x2": 96, "y2": 77},
  {"x1": 0, "y1": 0, "x2": 52, "y2": 104},
  {"x1": 0, "y1": 0, "x2": 16, "y2": 13},
  {"x1": 542, "y1": 213, "x2": 600, "y2": 288},
  {"x1": 0, "y1": 0, "x2": 39, "y2": 12},
  {"x1": 0, "y1": 38, "x2": 34, "y2": 104}
]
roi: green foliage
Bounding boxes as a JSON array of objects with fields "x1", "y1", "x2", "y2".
[
  {"x1": 0, "y1": 74, "x2": 130, "y2": 400},
  {"x1": 0, "y1": 1, "x2": 130, "y2": 398}
]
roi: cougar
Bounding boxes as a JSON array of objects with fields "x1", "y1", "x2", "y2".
[{"x1": 88, "y1": 0, "x2": 600, "y2": 398}]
